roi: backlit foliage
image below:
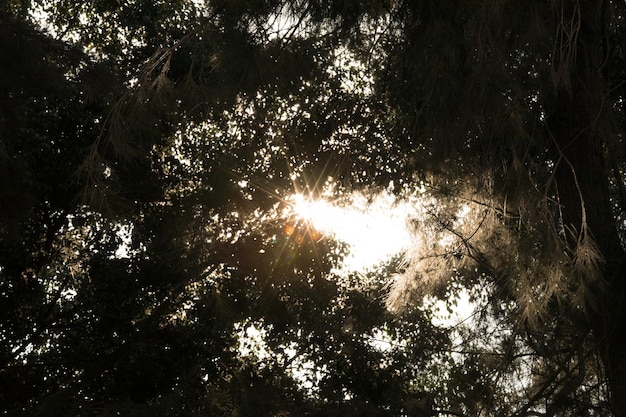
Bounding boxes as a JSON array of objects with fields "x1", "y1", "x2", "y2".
[{"x1": 3, "y1": 1, "x2": 626, "y2": 416}]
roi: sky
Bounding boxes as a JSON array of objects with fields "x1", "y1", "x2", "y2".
[{"x1": 290, "y1": 190, "x2": 414, "y2": 272}]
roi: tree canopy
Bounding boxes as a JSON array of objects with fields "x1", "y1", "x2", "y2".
[{"x1": 2, "y1": 0, "x2": 626, "y2": 416}]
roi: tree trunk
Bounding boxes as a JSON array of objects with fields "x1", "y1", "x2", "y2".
[{"x1": 547, "y1": 1, "x2": 626, "y2": 415}]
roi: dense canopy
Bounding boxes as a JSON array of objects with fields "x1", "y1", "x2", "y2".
[{"x1": 2, "y1": 1, "x2": 626, "y2": 416}]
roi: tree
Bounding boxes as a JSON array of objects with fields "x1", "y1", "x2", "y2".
[
  {"x1": 1, "y1": 2, "x2": 449, "y2": 416},
  {"x1": 3, "y1": 0, "x2": 626, "y2": 416}
]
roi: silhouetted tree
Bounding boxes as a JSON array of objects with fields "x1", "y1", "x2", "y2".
[{"x1": 3, "y1": 1, "x2": 626, "y2": 416}]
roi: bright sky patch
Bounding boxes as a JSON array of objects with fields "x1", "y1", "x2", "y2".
[{"x1": 291, "y1": 191, "x2": 413, "y2": 272}]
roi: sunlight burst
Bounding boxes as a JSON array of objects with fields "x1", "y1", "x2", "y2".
[{"x1": 290, "y1": 191, "x2": 413, "y2": 272}]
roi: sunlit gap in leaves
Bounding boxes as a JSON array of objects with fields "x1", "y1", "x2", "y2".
[
  {"x1": 287, "y1": 183, "x2": 477, "y2": 327},
  {"x1": 289, "y1": 190, "x2": 412, "y2": 273},
  {"x1": 234, "y1": 321, "x2": 325, "y2": 396}
]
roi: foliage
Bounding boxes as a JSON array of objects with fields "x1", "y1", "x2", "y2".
[{"x1": 2, "y1": 1, "x2": 626, "y2": 416}]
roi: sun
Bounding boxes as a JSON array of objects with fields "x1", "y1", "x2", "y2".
[{"x1": 289, "y1": 191, "x2": 414, "y2": 272}]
